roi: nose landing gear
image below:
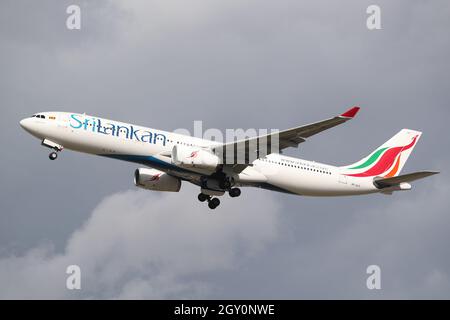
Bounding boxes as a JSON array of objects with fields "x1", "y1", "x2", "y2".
[
  {"x1": 41, "y1": 139, "x2": 64, "y2": 160},
  {"x1": 41, "y1": 139, "x2": 64, "y2": 161},
  {"x1": 49, "y1": 152, "x2": 58, "y2": 160}
]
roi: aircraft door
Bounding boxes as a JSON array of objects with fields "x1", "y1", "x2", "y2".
[{"x1": 338, "y1": 174, "x2": 347, "y2": 185}]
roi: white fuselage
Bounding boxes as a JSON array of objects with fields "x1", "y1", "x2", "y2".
[{"x1": 19, "y1": 112, "x2": 379, "y2": 196}]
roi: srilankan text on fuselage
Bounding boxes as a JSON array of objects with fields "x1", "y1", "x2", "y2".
[{"x1": 69, "y1": 114, "x2": 167, "y2": 146}]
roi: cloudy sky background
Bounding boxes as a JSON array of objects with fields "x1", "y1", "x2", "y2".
[{"x1": 1, "y1": 0, "x2": 449, "y2": 299}]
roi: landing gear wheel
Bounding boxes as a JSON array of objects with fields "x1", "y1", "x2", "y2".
[
  {"x1": 229, "y1": 188, "x2": 241, "y2": 198},
  {"x1": 198, "y1": 193, "x2": 209, "y2": 202},
  {"x1": 49, "y1": 152, "x2": 58, "y2": 160},
  {"x1": 208, "y1": 198, "x2": 220, "y2": 209}
]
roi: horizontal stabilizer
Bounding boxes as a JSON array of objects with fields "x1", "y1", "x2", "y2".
[{"x1": 374, "y1": 171, "x2": 439, "y2": 189}]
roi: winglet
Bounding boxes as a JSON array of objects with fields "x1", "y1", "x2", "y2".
[{"x1": 340, "y1": 106, "x2": 360, "y2": 119}]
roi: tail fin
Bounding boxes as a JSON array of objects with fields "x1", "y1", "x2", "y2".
[{"x1": 340, "y1": 129, "x2": 422, "y2": 178}]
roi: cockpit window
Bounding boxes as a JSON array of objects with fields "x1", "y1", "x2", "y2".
[{"x1": 31, "y1": 114, "x2": 47, "y2": 119}]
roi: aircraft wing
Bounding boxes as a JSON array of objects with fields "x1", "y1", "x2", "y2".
[
  {"x1": 212, "y1": 106, "x2": 360, "y2": 172},
  {"x1": 374, "y1": 171, "x2": 439, "y2": 188}
]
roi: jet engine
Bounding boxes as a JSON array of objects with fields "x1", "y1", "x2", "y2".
[
  {"x1": 171, "y1": 145, "x2": 220, "y2": 170},
  {"x1": 134, "y1": 168, "x2": 181, "y2": 192}
]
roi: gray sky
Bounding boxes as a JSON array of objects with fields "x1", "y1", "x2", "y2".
[{"x1": 1, "y1": 0, "x2": 449, "y2": 299}]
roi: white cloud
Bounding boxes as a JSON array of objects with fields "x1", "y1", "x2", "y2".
[
  {"x1": 0, "y1": 186, "x2": 281, "y2": 299},
  {"x1": 274, "y1": 176, "x2": 450, "y2": 299},
  {"x1": 1, "y1": 175, "x2": 448, "y2": 299}
]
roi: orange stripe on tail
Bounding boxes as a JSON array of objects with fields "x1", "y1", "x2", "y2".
[{"x1": 384, "y1": 155, "x2": 401, "y2": 178}]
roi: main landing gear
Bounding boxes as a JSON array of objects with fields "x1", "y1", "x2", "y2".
[
  {"x1": 208, "y1": 198, "x2": 220, "y2": 210},
  {"x1": 198, "y1": 187, "x2": 241, "y2": 210},
  {"x1": 198, "y1": 193, "x2": 221, "y2": 209},
  {"x1": 229, "y1": 188, "x2": 241, "y2": 198}
]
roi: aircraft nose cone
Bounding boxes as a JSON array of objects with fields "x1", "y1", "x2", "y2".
[{"x1": 20, "y1": 118, "x2": 32, "y2": 131}]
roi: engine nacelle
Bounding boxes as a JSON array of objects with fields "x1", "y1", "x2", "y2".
[
  {"x1": 172, "y1": 145, "x2": 220, "y2": 170},
  {"x1": 134, "y1": 168, "x2": 181, "y2": 192}
]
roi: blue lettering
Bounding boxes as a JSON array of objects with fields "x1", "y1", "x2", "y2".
[
  {"x1": 70, "y1": 116, "x2": 165, "y2": 146},
  {"x1": 104, "y1": 123, "x2": 116, "y2": 136},
  {"x1": 97, "y1": 119, "x2": 107, "y2": 134},
  {"x1": 83, "y1": 118, "x2": 90, "y2": 130},
  {"x1": 116, "y1": 125, "x2": 130, "y2": 138},
  {"x1": 70, "y1": 114, "x2": 83, "y2": 129},
  {"x1": 141, "y1": 131, "x2": 153, "y2": 143},
  {"x1": 153, "y1": 133, "x2": 167, "y2": 146},
  {"x1": 129, "y1": 126, "x2": 141, "y2": 141},
  {"x1": 90, "y1": 119, "x2": 97, "y2": 132}
]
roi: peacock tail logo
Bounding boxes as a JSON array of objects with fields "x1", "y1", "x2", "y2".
[
  {"x1": 345, "y1": 135, "x2": 418, "y2": 178},
  {"x1": 147, "y1": 173, "x2": 162, "y2": 182},
  {"x1": 188, "y1": 151, "x2": 199, "y2": 158}
]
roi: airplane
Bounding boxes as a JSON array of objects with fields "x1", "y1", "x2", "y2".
[{"x1": 19, "y1": 107, "x2": 438, "y2": 209}]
